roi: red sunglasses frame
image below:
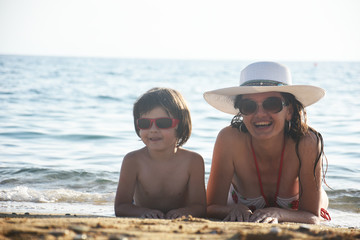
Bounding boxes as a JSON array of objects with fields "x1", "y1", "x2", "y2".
[{"x1": 137, "y1": 117, "x2": 179, "y2": 129}]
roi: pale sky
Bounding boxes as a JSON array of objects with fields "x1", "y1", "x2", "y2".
[{"x1": 0, "y1": 0, "x2": 359, "y2": 61}]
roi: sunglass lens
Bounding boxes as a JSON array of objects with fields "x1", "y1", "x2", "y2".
[
  {"x1": 155, "y1": 118, "x2": 173, "y2": 129},
  {"x1": 263, "y1": 97, "x2": 283, "y2": 113},
  {"x1": 240, "y1": 100, "x2": 257, "y2": 115},
  {"x1": 137, "y1": 118, "x2": 151, "y2": 129}
]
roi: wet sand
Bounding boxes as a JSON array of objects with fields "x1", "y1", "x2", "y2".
[{"x1": 1, "y1": 213, "x2": 359, "y2": 240}]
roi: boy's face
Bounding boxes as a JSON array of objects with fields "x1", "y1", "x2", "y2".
[{"x1": 138, "y1": 107, "x2": 178, "y2": 152}]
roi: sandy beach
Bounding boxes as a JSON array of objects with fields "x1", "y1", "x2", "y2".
[{"x1": 1, "y1": 213, "x2": 359, "y2": 240}]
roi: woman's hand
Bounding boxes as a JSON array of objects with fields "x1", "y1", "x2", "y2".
[
  {"x1": 249, "y1": 208, "x2": 280, "y2": 223},
  {"x1": 141, "y1": 209, "x2": 165, "y2": 219},
  {"x1": 223, "y1": 204, "x2": 253, "y2": 222}
]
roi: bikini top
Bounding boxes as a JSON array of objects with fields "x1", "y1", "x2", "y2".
[
  {"x1": 227, "y1": 139, "x2": 299, "y2": 211},
  {"x1": 227, "y1": 139, "x2": 331, "y2": 221},
  {"x1": 227, "y1": 184, "x2": 299, "y2": 212}
]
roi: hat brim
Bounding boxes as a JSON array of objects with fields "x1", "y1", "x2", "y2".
[{"x1": 203, "y1": 85, "x2": 325, "y2": 115}]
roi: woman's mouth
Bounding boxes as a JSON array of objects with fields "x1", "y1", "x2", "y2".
[{"x1": 254, "y1": 121, "x2": 272, "y2": 128}]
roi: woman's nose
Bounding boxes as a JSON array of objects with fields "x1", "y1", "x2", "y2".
[{"x1": 254, "y1": 103, "x2": 267, "y2": 115}]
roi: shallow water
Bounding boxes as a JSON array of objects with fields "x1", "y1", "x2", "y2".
[{"x1": 0, "y1": 55, "x2": 359, "y2": 227}]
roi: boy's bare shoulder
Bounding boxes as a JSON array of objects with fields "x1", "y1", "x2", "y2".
[
  {"x1": 123, "y1": 148, "x2": 147, "y2": 163},
  {"x1": 177, "y1": 148, "x2": 204, "y2": 164}
]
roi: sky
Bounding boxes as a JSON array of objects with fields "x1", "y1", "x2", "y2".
[{"x1": 0, "y1": 0, "x2": 359, "y2": 61}]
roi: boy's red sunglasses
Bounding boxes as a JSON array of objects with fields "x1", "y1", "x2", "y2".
[{"x1": 137, "y1": 117, "x2": 179, "y2": 129}]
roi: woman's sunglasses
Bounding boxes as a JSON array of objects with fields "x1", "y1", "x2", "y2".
[
  {"x1": 239, "y1": 97, "x2": 288, "y2": 115},
  {"x1": 137, "y1": 117, "x2": 180, "y2": 130}
]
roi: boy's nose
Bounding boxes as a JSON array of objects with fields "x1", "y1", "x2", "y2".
[{"x1": 149, "y1": 122, "x2": 158, "y2": 131}]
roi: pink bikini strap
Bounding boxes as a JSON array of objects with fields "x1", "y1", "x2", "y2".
[{"x1": 251, "y1": 138, "x2": 285, "y2": 207}]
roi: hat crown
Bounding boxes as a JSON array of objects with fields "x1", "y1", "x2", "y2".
[{"x1": 240, "y1": 62, "x2": 292, "y2": 86}]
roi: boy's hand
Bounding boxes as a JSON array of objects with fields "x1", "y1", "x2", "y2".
[
  {"x1": 165, "y1": 208, "x2": 188, "y2": 219},
  {"x1": 141, "y1": 209, "x2": 165, "y2": 219}
]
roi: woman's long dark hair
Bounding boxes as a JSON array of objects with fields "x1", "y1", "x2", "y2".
[{"x1": 231, "y1": 93, "x2": 328, "y2": 190}]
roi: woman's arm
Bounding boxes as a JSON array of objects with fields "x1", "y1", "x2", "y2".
[
  {"x1": 296, "y1": 131, "x2": 327, "y2": 223},
  {"x1": 206, "y1": 127, "x2": 252, "y2": 221},
  {"x1": 249, "y1": 207, "x2": 320, "y2": 224}
]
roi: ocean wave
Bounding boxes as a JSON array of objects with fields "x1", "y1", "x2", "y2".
[
  {"x1": 0, "y1": 91, "x2": 13, "y2": 95},
  {"x1": 0, "y1": 131, "x2": 116, "y2": 141},
  {"x1": 57, "y1": 134, "x2": 117, "y2": 141},
  {"x1": 0, "y1": 131, "x2": 46, "y2": 139},
  {"x1": 0, "y1": 167, "x2": 119, "y2": 193},
  {"x1": 0, "y1": 186, "x2": 115, "y2": 204},
  {"x1": 328, "y1": 189, "x2": 360, "y2": 213},
  {"x1": 96, "y1": 95, "x2": 122, "y2": 102}
]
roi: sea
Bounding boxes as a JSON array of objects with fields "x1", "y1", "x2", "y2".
[{"x1": 0, "y1": 55, "x2": 359, "y2": 228}]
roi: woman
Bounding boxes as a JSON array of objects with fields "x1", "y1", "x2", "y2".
[{"x1": 203, "y1": 62, "x2": 330, "y2": 224}]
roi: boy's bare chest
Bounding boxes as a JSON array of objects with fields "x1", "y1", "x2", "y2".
[{"x1": 137, "y1": 163, "x2": 189, "y2": 197}]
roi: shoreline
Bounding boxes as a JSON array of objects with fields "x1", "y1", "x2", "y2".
[{"x1": 1, "y1": 213, "x2": 359, "y2": 240}]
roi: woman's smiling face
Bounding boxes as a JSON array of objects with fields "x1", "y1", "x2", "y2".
[{"x1": 241, "y1": 92, "x2": 292, "y2": 140}]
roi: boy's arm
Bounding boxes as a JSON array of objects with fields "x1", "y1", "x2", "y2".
[
  {"x1": 114, "y1": 153, "x2": 164, "y2": 218},
  {"x1": 166, "y1": 153, "x2": 206, "y2": 219}
]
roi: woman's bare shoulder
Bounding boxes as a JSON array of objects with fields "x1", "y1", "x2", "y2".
[
  {"x1": 298, "y1": 130, "x2": 320, "y2": 149},
  {"x1": 297, "y1": 130, "x2": 321, "y2": 164},
  {"x1": 217, "y1": 125, "x2": 247, "y2": 143}
]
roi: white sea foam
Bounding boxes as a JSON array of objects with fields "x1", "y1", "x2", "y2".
[
  {"x1": 323, "y1": 209, "x2": 360, "y2": 228},
  {"x1": 0, "y1": 201, "x2": 114, "y2": 216},
  {"x1": 0, "y1": 186, "x2": 115, "y2": 204}
]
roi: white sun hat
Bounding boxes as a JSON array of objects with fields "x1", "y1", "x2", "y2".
[{"x1": 203, "y1": 61, "x2": 325, "y2": 115}]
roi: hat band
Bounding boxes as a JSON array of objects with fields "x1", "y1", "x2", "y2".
[{"x1": 241, "y1": 80, "x2": 288, "y2": 86}]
